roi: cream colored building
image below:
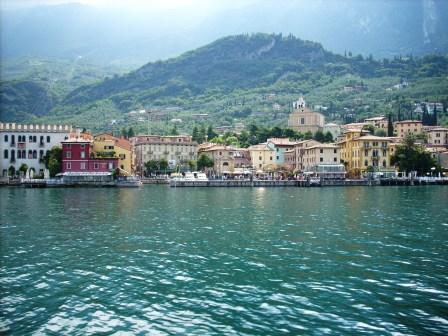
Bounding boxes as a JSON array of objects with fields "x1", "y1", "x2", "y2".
[
  {"x1": 283, "y1": 139, "x2": 321, "y2": 172},
  {"x1": 132, "y1": 135, "x2": 198, "y2": 175},
  {"x1": 425, "y1": 127, "x2": 448, "y2": 147},
  {"x1": 302, "y1": 144, "x2": 341, "y2": 171},
  {"x1": 248, "y1": 143, "x2": 276, "y2": 172},
  {"x1": 198, "y1": 143, "x2": 236, "y2": 175},
  {"x1": 394, "y1": 120, "x2": 423, "y2": 138},
  {"x1": 93, "y1": 133, "x2": 133, "y2": 174},
  {"x1": 365, "y1": 116, "x2": 388, "y2": 130},
  {"x1": 287, "y1": 97, "x2": 325, "y2": 134}
]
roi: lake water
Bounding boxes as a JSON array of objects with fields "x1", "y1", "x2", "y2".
[{"x1": 1, "y1": 186, "x2": 447, "y2": 335}]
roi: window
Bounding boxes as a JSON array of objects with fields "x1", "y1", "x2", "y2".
[
  {"x1": 119, "y1": 154, "x2": 126, "y2": 159},
  {"x1": 259, "y1": 156, "x2": 262, "y2": 160},
  {"x1": 276, "y1": 156, "x2": 279, "y2": 160},
  {"x1": 33, "y1": 136, "x2": 37, "y2": 143},
  {"x1": 39, "y1": 150, "x2": 44, "y2": 158},
  {"x1": 94, "y1": 163, "x2": 99, "y2": 170},
  {"x1": 67, "y1": 144, "x2": 71, "y2": 149},
  {"x1": 47, "y1": 136, "x2": 50, "y2": 143},
  {"x1": 81, "y1": 144, "x2": 85, "y2": 149},
  {"x1": 4, "y1": 150, "x2": 8, "y2": 159},
  {"x1": 108, "y1": 162, "x2": 114, "y2": 170},
  {"x1": 334, "y1": 149, "x2": 337, "y2": 154},
  {"x1": 66, "y1": 151, "x2": 71, "y2": 159},
  {"x1": 4, "y1": 135, "x2": 8, "y2": 142},
  {"x1": 320, "y1": 149, "x2": 323, "y2": 154},
  {"x1": 364, "y1": 149, "x2": 368, "y2": 156},
  {"x1": 300, "y1": 117, "x2": 305, "y2": 125},
  {"x1": 270, "y1": 156, "x2": 272, "y2": 161},
  {"x1": 28, "y1": 150, "x2": 33, "y2": 159},
  {"x1": 11, "y1": 135, "x2": 15, "y2": 144},
  {"x1": 21, "y1": 150, "x2": 25, "y2": 158},
  {"x1": 80, "y1": 162, "x2": 86, "y2": 170},
  {"x1": 383, "y1": 160, "x2": 386, "y2": 167},
  {"x1": 80, "y1": 151, "x2": 85, "y2": 159},
  {"x1": 33, "y1": 150, "x2": 37, "y2": 159},
  {"x1": 383, "y1": 150, "x2": 387, "y2": 157},
  {"x1": 320, "y1": 157, "x2": 323, "y2": 162},
  {"x1": 40, "y1": 136, "x2": 44, "y2": 144},
  {"x1": 364, "y1": 160, "x2": 368, "y2": 166},
  {"x1": 334, "y1": 157, "x2": 337, "y2": 162},
  {"x1": 29, "y1": 136, "x2": 33, "y2": 142},
  {"x1": 66, "y1": 162, "x2": 71, "y2": 170}
]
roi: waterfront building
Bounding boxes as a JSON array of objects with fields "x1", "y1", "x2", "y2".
[
  {"x1": 302, "y1": 143, "x2": 340, "y2": 171},
  {"x1": 62, "y1": 133, "x2": 119, "y2": 173},
  {"x1": 266, "y1": 138, "x2": 297, "y2": 165},
  {"x1": 233, "y1": 148, "x2": 251, "y2": 169},
  {"x1": 131, "y1": 135, "x2": 198, "y2": 175},
  {"x1": 283, "y1": 139, "x2": 321, "y2": 172},
  {"x1": 287, "y1": 97, "x2": 325, "y2": 134},
  {"x1": 0, "y1": 122, "x2": 74, "y2": 177},
  {"x1": 198, "y1": 143, "x2": 237, "y2": 175},
  {"x1": 338, "y1": 130, "x2": 394, "y2": 175},
  {"x1": 248, "y1": 143, "x2": 276, "y2": 172},
  {"x1": 394, "y1": 120, "x2": 423, "y2": 138},
  {"x1": 93, "y1": 133, "x2": 133, "y2": 174},
  {"x1": 424, "y1": 127, "x2": 448, "y2": 147}
]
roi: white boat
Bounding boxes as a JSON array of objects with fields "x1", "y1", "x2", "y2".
[
  {"x1": 116, "y1": 176, "x2": 143, "y2": 187},
  {"x1": 169, "y1": 171, "x2": 209, "y2": 186}
]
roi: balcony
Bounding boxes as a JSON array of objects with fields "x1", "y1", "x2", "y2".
[
  {"x1": 10, "y1": 157, "x2": 16, "y2": 163},
  {"x1": 39, "y1": 142, "x2": 45, "y2": 147},
  {"x1": 10, "y1": 142, "x2": 16, "y2": 147}
]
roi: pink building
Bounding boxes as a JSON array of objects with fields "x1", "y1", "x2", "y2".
[{"x1": 62, "y1": 134, "x2": 118, "y2": 173}]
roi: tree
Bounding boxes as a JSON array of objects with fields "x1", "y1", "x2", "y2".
[
  {"x1": 375, "y1": 129, "x2": 387, "y2": 137},
  {"x1": 304, "y1": 131, "x2": 313, "y2": 140},
  {"x1": 121, "y1": 128, "x2": 128, "y2": 138},
  {"x1": 159, "y1": 159, "x2": 169, "y2": 171},
  {"x1": 187, "y1": 160, "x2": 196, "y2": 171},
  {"x1": 207, "y1": 125, "x2": 218, "y2": 140},
  {"x1": 43, "y1": 146, "x2": 62, "y2": 177},
  {"x1": 145, "y1": 160, "x2": 159, "y2": 175},
  {"x1": 170, "y1": 125, "x2": 179, "y2": 135},
  {"x1": 198, "y1": 125, "x2": 207, "y2": 143},
  {"x1": 432, "y1": 104, "x2": 438, "y2": 126},
  {"x1": 323, "y1": 131, "x2": 333, "y2": 143},
  {"x1": 387, "y1": 114, "x2": 394, "y2": 136},
  {"x1": 8, "y1": 165, "x2": 15, "y2": 177},
  {"x1": 225, "y1": 136, "x2": 240, "y2": 147},
  {"x1": 314, "y1": 130, "x2": 325, "y2": 142},
  {"x1": 192, "y1": 126, "x2": 199, "y2": 143},
  {"x1": 391, "y1": 134, "x2": 438, "y2": 175},
  {"x1": 197, "y1": 154, "x2": 214, "y2": 171},
  {"x1": 128, "y1": 127, "x2": 135, "y2": 138},
  {"x1": 19, "y1": 163, "x2": 28, "y2": 175}
]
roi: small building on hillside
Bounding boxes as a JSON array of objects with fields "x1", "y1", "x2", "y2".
[
  {"x1": 424, "y1": 127, "x2": 448, "y2": 147},
  {"x1": 394, "y1": 120, "x2": 423, "y2": 138},
  {"x1": 287, "y1": 97, "x2": 325, "y2": 134},
  {"x1": 365, "y1": 116, "x2": 388, "y2": 130}
]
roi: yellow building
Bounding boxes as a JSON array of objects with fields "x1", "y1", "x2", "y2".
[
  {"x1": 93, "y1": 133, "x2": 133, "y2": 174},
  {"x1": 394, "y1": 120, "x2": 423, "y2": 138},
  {"x1": 338, "y1": 130, "x2": 393, "y2": 175},
  {"x1": 248, "y1": 143, "x2": 276, "y2": 172},
  {"x1": 287, "y1": 97, "x2": 325, "y2": 134}
]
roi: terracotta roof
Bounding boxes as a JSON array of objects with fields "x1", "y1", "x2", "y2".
[{"x1": 267, "y1": 138, "x2": 297, "y2": 146}]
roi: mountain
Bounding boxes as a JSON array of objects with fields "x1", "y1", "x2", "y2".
[
  {"x1": 1, "y1": 33, "x2": 448, "y2": 131},
  {"x1": 1, "y1": 1, "x2": 447, "y2": 66}
]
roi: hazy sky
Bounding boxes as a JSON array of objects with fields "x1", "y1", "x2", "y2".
[{"x1": 1, "y1": 0, "x2": 257, "y2": 10}]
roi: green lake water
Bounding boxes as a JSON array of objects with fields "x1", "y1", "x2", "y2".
[{"x1": 1, "y1": 186, "x2": 447, "y2": 335}]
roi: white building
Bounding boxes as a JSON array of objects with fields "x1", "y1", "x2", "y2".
[{"x1": 0, "y1": 122, "x2": 74, "y2": 177}]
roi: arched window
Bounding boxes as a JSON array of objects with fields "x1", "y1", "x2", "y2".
[
  {"x1": 18, "y1": 150, "x2": 21, "y2": 159},
  {"x1": 22, "y1": 150, "x2": 26, "y2": 158},
  {"x1": 11, "y1": 149, "x2": 15, "y2": 161},
  {"x1": 4, "y1": 150, "x2": 8, "y2": 159},
  {"x1": 33, "y1": 150, "x2": 37, "y2": 159},
  {"x1": 28, "y1": 150, "x2": 33, "y2": 159}
]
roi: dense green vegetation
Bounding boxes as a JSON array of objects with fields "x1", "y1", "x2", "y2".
[
  {"x1": 391, "y1": 135, "x2": 440, "y2": 175},
  {"x1": 1, "y1": 34, "x2": 448, "y2": 132}
]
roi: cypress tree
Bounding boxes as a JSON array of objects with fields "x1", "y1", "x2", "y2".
[{"x1": 387, "y1": 114, "x2": 394, "y2": 136}]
